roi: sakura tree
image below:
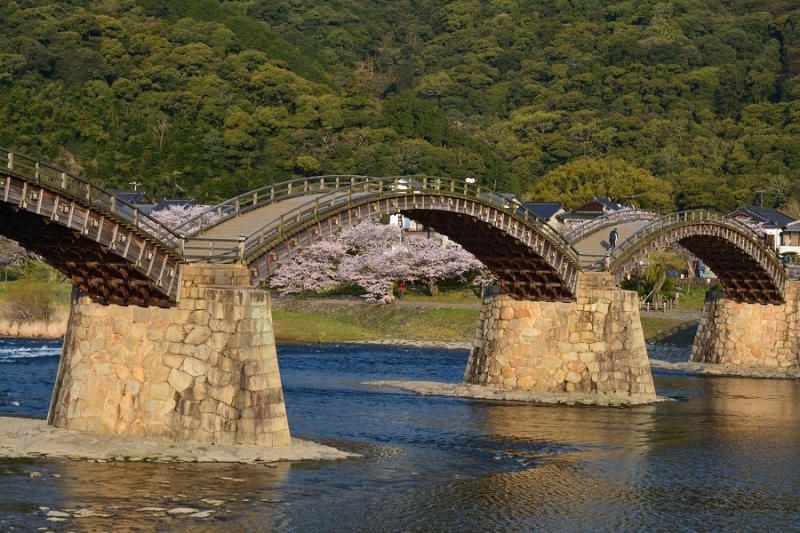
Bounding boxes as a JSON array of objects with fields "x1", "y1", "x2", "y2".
[
  {"x1": 337, "y1": 242, "x2": 413, "y2": 302},
  {"x1": 404, "y1": 234, "x2": 486, "y2": 296},
  {"x1": 269, "y1": 220, "x2": 492, "y2": 302},
  {"x1": 269, "y1": 240, "x2": 347, "y2": 297},
  {"x1": 149, "y1": 204, "x2": 218, "y2": 230}
]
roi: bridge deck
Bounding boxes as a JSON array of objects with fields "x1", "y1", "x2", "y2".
[
  {"x1": 571, "y1": 221, "x2": 652, "y2": 270},
  {"x1": 183, "y1": 195, "x2": 323, "y2": 260}
]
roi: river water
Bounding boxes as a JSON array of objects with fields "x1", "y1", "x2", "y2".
[{"x1": 1, "y1": 338, "x2": 799, "y2": 532}]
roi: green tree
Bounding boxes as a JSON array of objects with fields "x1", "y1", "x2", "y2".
[{"x1": 526, "y1": 157, "x2": 675, "y2": 211}]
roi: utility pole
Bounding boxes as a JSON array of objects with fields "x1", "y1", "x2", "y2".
[
  {"x1": 129, "y1": 181, "x2": 142, "y2": 191},
  {"x1": 755, "y1": 189, "x2": 766, "y2": 207}
]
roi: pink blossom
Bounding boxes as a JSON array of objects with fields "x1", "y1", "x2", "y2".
[
  {"x1": 150, "y1": 204, "x2": 218, "y2": 230},
  {"x1": 270, "y1": 221, "x2": 491, "y2": 302}
]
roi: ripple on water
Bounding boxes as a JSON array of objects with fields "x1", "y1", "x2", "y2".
[{"x1": 1, "y1": 341, "x2": 800, "y2": 532}]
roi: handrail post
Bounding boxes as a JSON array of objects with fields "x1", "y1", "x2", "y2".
[
  {"x1": 238, "y1": 234, "x2": 246, "y2": 263},
  {"x1": 134, "y1": 208, "x2": 139, "y2": 227}
]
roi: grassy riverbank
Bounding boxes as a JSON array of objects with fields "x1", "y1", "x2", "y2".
[
  {"x1": 0, "y1": 280, "x2": 704, "y2": 345},
  {"x1": 271, "y1": 292, "x2": 703, "y2": 345},
  {"x1": 0, "y1": 280, "x2": 71, "y2": 339},
  {"x1": 272, "y1": 298, "x2": 479, "y2": 343}
]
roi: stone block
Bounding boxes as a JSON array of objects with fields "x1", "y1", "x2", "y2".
[
  {"x1": 182, "y1": 357, "x2": 211, "y2": 377},
  {"x1": 185, "y1": 325, "x2": 213, "y2": 346},
  {"x1": 168, "y1": 369, "x2": 193, "y2": 393},
  {"x1": 209, "y1": 384, "x2": 238, "y2": 405},
  {"x1": 148, "y1": 381, "x2": 172, "y2": 402},
  {"x1": 150, "y1": 364, "x2": 171, "y2": 383}
]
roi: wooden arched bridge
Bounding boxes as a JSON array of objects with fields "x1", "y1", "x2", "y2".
[{"x1": 0, "y1": 147, "x2": 789, "y2": 306}]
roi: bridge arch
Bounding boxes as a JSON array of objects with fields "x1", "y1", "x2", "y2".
[
  {"x1": 608, "y1": 211, "x2": 787, "y2": 304},
  {"x1": 183, "y1": 177, "x2": 583, "y2": 301},
  {"x1": 0, "y1": 148, "x2": 181, "y2": 306}
]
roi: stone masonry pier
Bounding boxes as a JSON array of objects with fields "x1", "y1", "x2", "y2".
[
  {"x1": 47, "y1": 265, "x2": 290, "y2": 447},
  {"x1": 691, "y1": 282, "x2": 800, "y2": 368},
  {"x1": 464, "y1": 273, "x2": 655, "y2": 397}
]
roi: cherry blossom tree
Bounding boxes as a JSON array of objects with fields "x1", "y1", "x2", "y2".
[
  {"x1": 404, "y1": 235, "x2": 485, "y2": 296},
  {"x1": 269, "y1": 240, "x2": 347, "y2": 297},
  {"x1": 337, "y1": 243, "x2": 412, "y2": 302},
  {"x1": 270, "y1": 221, "x2": 491, "y2": 302},
  {"x1": 149, "y1": 204, "x2": 217, "y2": 230}
]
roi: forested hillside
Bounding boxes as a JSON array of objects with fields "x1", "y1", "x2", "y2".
[{"x1": 1, "y1": 0, "x2": 799, "y2": 212}]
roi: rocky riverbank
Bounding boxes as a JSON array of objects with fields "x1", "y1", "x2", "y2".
[
  {"x1": 367, "y1": 380, "x2": 668, "y2": 406},
  {"x1": 351, "y1": 339, "x2": 800, "y2": 381},
  {"x1": 0, "y1": 417, "x2": 354, "y2": 464},
  {"x1": 648, "y1": 343, "x2": 800, "y2": 379},
  {"x1": 347, "y1": 339, "x2": 472, "y2": 350}
]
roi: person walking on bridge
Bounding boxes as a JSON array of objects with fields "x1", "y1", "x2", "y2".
[{"x1": 609, "y1": 227, "x2": 618, "y2": 251}]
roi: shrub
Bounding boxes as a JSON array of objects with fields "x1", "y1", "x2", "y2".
[{"x1": 0, "y1": 282, "x2": 57, "y2": 322}]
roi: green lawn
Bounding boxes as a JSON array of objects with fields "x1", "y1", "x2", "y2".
[{"x1": 272, "y1": 304, "x2": 480, "y2": 343}]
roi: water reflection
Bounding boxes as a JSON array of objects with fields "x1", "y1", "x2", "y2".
[
  {"x1": 2, "y1": 342, "x2": 800, "y2": 532},
  {"x1": 2, "y1": 459, "x2": 292, "y2": 531}
]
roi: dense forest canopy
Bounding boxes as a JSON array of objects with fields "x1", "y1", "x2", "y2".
[{"x1": 1, "y1": 0, "x2": 799, "y2": 212}]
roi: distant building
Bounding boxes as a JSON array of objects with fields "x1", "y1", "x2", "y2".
[
  {"x1": 108, "y1": 190, "x2": 156, "y2": 208},
  {"x1": 558, "y1": 197, "x2": 627, "y2": 226},
  {"x1": 145, "y1": 198, "x2": 196, "y2": 215},
  {"x1": 521, "y1": 201, "x2": 567, "y2": 230},
  {"x1": 778, "y1": 219, "x2": 800, "y2": 255},
  {"x1": 727, "y1": 205, "x2": 795, "y2": 253}
]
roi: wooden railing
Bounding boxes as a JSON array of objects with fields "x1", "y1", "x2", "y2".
[
  {"x1": 562, "y1": 209, "x2": 662, "y2": 244},
  {"x1": 609, "y1": 210, "x2": 785, "y2": 271},
  {"x1": 0, "y1": 147, "x2": 181, "y2": 255},
  {"x1": 183, "y1": 176, "x2": 580, "y2": 266},
  {"x1": 172, "y1": 175, "x2": 379, "y2": 236}
]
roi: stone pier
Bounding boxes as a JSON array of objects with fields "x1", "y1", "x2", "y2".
[
  {"x1": 464, "y1": 273, "x2": 655, "y2": 396},
  {"x1": 690, "y1": 283, "x2": 800, "y2": 368},
  {"x1": 48, "y1": 265, "x2": 290, "y2": 447}
]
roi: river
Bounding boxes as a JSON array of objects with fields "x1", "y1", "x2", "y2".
[{"x1": 1, "y1": 338, "x2": 799, "y2": 532}]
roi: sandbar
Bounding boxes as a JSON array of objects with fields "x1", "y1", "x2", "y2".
[{"x1": 0, "y1": 416, "x2": 355, "y2": 463}]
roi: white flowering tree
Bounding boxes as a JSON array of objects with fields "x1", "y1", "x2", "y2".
[
  {"x1": 267, "y1": 241, "x2": 347, "y2": 297},
  {"x1": 270, "y1": 221, "x2": 491, "y2": 302},
  {"x1": 404, "y1": 235, "x2": 485, "y2": 296},
  {"x1": 149, "y1": 204, "x2": 217, "y2": 231}
]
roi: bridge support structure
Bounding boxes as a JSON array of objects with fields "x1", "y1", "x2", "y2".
[
  {"x1": 691, "y1": 283, "x2": 800, "y2": 368},
  {"x1": 464, "y1": 273, "x2": 655, "y2": 397},
  {"x1": 48, "y1": 265, "x2": 290, "y2": 447}
]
